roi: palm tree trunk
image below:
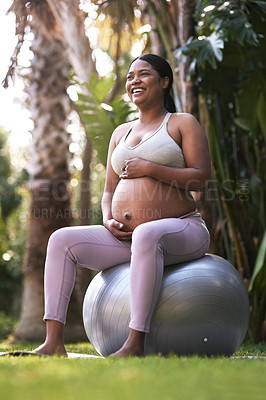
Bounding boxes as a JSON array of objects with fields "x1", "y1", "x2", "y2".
[
  {"x1": 9, "y1": 0, "x2": 99, "y2": 342},
  {"x1": 46, "y1": 0, "x2": 97, "y2": 81},
  {"x1": 13, "y1": 27, "x2": 86, "y2": 342},
  {"x1": 45, "y1": 0, "x2": 99, "y2": 319}
]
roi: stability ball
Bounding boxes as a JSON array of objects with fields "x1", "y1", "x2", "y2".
[{"x1": 83, "y1": 254, "x2": 250, "y2": 357}]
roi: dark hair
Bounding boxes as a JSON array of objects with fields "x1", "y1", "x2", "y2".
[{"x1": 130, "y1": 54, "x2": 176, "y2": 113}]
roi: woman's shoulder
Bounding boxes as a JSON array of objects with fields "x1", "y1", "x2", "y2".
[
  {"x1": 112, "y1": 120, "x2": 136, "y2": 145},
  {"x1": 168, "y1": 112, "x2": 205, "y2": 141},
  {"x1": 169, "y1": 112, "x2": 201, "y2": 130},
  {"x1": 170, "y1": 112, "x2": 198, "y2": 123}
]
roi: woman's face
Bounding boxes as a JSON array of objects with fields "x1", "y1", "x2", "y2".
[{"x1": 125, "y1": 59, "x2": 169, "y2": 107}]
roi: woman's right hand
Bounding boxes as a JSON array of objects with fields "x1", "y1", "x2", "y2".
[{"x1": 104, "y1": 218, "x2": 132, "y2": 241}]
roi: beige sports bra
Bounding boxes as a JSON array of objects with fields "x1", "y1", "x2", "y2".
[{"x1": 111, "y1": 112, "x2": 186, "y2": 175}]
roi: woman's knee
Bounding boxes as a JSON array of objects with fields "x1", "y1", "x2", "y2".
[
  {"x1": 132, "y1": 222, "x2": 161, "y2": 253},
  {"x1": 47, "y1": 227, "x2": 74, "y2": 252}
]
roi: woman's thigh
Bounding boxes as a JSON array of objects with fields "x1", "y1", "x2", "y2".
[
  {"x1": 47, "y1": 224, "x2": 132, "y2": 271},
  {"x1": 131, "y1": 213, "x2": 210, "y2": 265}
]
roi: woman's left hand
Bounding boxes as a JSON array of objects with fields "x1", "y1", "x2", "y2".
[{"x1": 119, "y1": 158, "x2": 149, "y2": 179}]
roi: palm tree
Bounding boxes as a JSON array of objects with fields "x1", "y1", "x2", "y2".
[
  {"x1": 45, "y1": 0, "x2": 96, "y2": 225},
  {"x1": 15, "y1": 30, "x2": 76, "y2": 341},
  {"x1": 90, "y1": 0, "x2": 139, "y2": 100},
  {"x1": 4, "y1": 0, "x2": 97, "y2": 342}
]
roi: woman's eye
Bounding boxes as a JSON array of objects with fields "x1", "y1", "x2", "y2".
[{"x1": 126, "y1": 72, "x2": 149, "y2": 80}]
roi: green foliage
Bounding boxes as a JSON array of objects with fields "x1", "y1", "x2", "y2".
[
  {"x1": 176, "y1": 32, "x2": 224, "y2": 69},
  {"x1": 0, "y1": 128, "x2": 26, "y2": 315},
  {"x1": 0, "y1": 312, "x2": 17, "y2": 340},
  {"x1": 75, "y1": 74, "x2": 137, "y2": 167},
  {"x1": 194, "y1": 0, "x2": 265, "y2": 46},
  {"x1": 0, "y1": 203, "x2": 23, "y2": 315},
  {"x1": 249, "y1": 231, "x2": 266, "y2": 291},
  {"x1": 176, "y1": 0, "x2": 266, "y2": 341},
  {"x1": 0, "y1": 130, "x2": 22, "y2": 221},
  {"x1": 175, "y1": 0, "x2": 266, "y2": 70}
]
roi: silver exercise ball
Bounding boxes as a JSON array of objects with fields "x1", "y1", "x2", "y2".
[{"x1": 83, "y1": 254, "x2": 250, "y2": 357}]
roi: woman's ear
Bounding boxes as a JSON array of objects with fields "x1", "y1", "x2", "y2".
[{"x1": 162, "y1": 76, "x2": 170, "y2": 89}]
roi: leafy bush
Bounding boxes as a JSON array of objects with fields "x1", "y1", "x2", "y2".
[
  {"x1": 0, "y1": 128, "x2": 27, "y2": 315},
  {"x1": 176, "y1": 0, "x2": 266, "y2": 342},
  {"x1": 75, "y1": 73, "x2": 137, "y2": 167},
  {"x1": 0, "y1": 312, "x2": 17, "y2": 340}
]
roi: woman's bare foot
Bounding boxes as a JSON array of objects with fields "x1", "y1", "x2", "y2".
[
  {"x1": 32, "y1": 320, "x2": 67, "y2": 356},
  {"x1": 110, "y1": 329, "x2": 145, "y2": 358},
  {"x1": 110, "y1": 343, "x2": 144, "y2": 358},
  {"x1": 32, "y1": 342, "x2": 67, "y2": 357}
]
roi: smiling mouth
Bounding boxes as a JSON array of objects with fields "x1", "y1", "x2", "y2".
[{"x1": 132, "y1": 88, "x2": 145, "y2": 94}]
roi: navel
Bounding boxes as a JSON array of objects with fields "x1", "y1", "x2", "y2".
[{"x1": 124, "y1": 212, "x2": 131, "y2": 220}]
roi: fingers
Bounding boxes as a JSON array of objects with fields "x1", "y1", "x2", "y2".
[
  {"x1": 115, "y1": 231, "x2": 132, "y2": 241},
  {"x1": 120, "y1": 160, "x2": 131, "y2": 178},
  {"x1": 124, "y1": 163, "x2": 129, "y2": 172},
  {"x1": 107, "y1": 219, "x2": 132, "y2": 240},
  {"x1": 119, "y1": 158, "x2": 146, "y2": 179},
  {"x1": 119, "y1": 166, "x2": 129, "y2": 179},
  {"x1": 113, "y1": 220, "x2": 124, "y2": 230},
  {"x1": 111, "y1": 225, "x2": 132, "y2": 241},
  {"x1": 119, "y1": 172, "x2": 128, "y2": 179}
]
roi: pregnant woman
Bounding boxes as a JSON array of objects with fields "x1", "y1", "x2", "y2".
[{"x1": 34, "y1": 54, "x2": 211, "y2": 357}]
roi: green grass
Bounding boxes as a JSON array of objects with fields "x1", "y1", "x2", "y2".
[{"x1": 0, "y1": 342, "x2": 265, "y2": 400}]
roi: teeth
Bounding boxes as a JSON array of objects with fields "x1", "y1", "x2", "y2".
[{"x1": 132, "y1": 88, "x2": 144, "y2": 94}]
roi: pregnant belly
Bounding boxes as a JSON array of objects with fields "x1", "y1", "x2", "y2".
[{"x1": 112, "y1": 177, "x2": 195, "y2": 232}]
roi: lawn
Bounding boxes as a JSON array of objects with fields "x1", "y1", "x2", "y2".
[{"x1": 0, "y1": 341, "x2": 265, "y2": 400}]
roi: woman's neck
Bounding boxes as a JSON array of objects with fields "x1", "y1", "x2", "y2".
[{"x1": 138, "y1": 106, "x2": 168, "y2": 125}]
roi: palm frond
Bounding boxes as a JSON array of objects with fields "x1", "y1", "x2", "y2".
[
  {"x1": 75, "y1": 74, "x2": 136, "y2": 166},
  {"x1": 175, "y1": 32, "x2": 224, "y2": 69}
]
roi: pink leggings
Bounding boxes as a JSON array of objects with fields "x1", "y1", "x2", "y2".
[{"x1": 44, "y1": 211, "x2": 210, "y2": 333}]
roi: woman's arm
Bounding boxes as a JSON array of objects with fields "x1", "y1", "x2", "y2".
[
  {"x1": 119, "y1": 113, "x2": 211, "y2": 191},
  {"x1": 101, "y1": 125, "x2": 133, "y2": 240}
]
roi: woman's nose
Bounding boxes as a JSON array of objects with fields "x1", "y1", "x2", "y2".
[{"x1": 132, "y1": 76, "x2": 141, "y2": 84}]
